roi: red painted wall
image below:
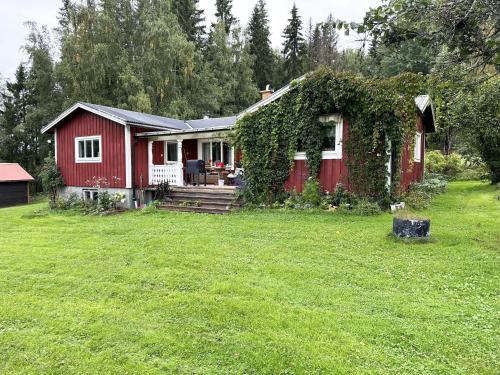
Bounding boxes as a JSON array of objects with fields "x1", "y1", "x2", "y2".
[
  {"x1": 152, "y1": 141, "x2": 164, "y2": 165},
  {"x1": 132, "y1": 127, "x2": 149, "y2": 188},
  {"x1": 400, "y1": 116, "x2": 425, "y2": 191},
  {"x1": 285, "y1": 119, "x2": 350, "y2": 193},
  {"x1": 56, "y1": 110, "x2": 126, "y2": 188}
]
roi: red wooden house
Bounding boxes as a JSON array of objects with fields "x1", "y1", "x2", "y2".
[{"x1": 41, "y1": 78, "x2": 435, "y2": 209}]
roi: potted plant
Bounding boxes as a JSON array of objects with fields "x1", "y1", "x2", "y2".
[{"x1": 393, "y1": 210, "x2": 431, "y2": 238}]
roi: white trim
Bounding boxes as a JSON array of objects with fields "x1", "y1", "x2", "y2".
[
  {"x1": 74, "y1": 135, "x2": 102, "y2": 163},
  {"x1": 54, "y1": 128, "x2": 58, "y2": 164},
  {"x1": 42, "y1": 102, "x2": 126, "y2": 134},
  {"x1": 124, "y1": 125, "x2": 132, "y2": 188},
  {"x1": 386, "y1": 139, "x2": 392, "y2": 190},
  {"x1": 294, "y1": 115, "x2": 343, "y2": 160},
  {"x1": 238, "y1": 74, "x2": 308, "y2": 117},
  {"x1": 414, "y1": 132, "x2": 422, "y2": 162},
  {"x1": 197, "y1": 138, "x2": 234, "y2": 167},
  {"x1": 147, "y1": 141, "x2": 153, "y2": 185}
]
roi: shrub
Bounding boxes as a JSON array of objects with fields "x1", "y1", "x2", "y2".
[
  {"x1": 425, "y1": 150, "x2": 463, "y2": 178},
  {"x1": 337, "y1": 199, "x2": 381, "y2": 216},
  {"x1": 154, "y1": 181, "x2": 171, "y2": 202},
  {"x1": 39, "y1": 154, "x2": 64, "y2": 209},
  {"x1": 404, "y1": 190, "x2": 432, "y2": 210},
  {"x1": 302, "y1": 178, "x2": 321, "y2": 207}
]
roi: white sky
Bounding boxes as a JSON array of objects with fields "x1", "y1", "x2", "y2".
[{"x1": 0, "y1": 0, "x2": 381, "y2": 80}]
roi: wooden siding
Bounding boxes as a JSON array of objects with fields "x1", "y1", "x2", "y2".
[
  {"x1": 0, "y1": 182, "x2": 29, "y2": 208},
  {"x1": 285, "y1": 119, "x2": 350, "y2": 192},
  {"x1": 56, "y1": 110, "x2": 126, "y2": 188},
  {"x1": 152, "y1": 141, "x2": 164, "y2": 165},
  {"x1": 400, "y1": 116, "x2": 425, "y2": 190},
  {"x1": 132, "y1": 127, "x2": 150, "y2": 189}
]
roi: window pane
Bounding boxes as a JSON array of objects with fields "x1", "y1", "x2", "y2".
[
  {"x1": 167, "y1": 143, "x2": 177, "y2": 162},
  {"x1": 85, "y1": 140, "x2": 92, "y2": 157},
  {"x1": 202, "y1": 142, "x2": 211, "y2": 162},
  {"x1": 78, "y1": 140, "x2": 85, "y2": 158},
  {"x1": 212, "y1": 142, "x2": 221, "y2": 163},
  {"x1": 93, "y1": 139, "x2": 100, "y2": 158},
  {"x1": 321, "y1": 122, "x2": 336, "y2": 151},
  {"x1": 84, "y1": 191, "x2": 90, "y2": 200},
  {"x1": 223, "y1": 143, "x2": 232, "y2": 165},
  {"x1": 92, "y1": 192, "x2": 99, "y2": 201}
]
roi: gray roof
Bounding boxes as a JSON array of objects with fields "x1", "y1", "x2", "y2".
[
  {"x1": 42, "y1": 102, "x2": 235, "y2": 134},
  {"x1": 187, "y1": 116, "x2": 237, "y2": 129},
  {"x1": 82, "y1": 102, "x2": 188, "y2": 130}
]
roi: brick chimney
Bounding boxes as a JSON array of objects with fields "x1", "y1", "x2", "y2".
[{"x1": 259, "y1": 84, "x2": 274, "y2": 100}]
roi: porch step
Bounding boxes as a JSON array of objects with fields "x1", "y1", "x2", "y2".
[{"x1": 158, "y1": 186, "x2": 240, "y2": 214}]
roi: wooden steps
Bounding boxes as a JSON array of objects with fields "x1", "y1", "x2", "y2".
[{"x1": 158, "y1": 186, "x2": 240, "y2": 214}]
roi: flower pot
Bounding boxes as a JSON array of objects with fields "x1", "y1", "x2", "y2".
[
  {"x1": 393, "y1": 217, "x2": 430, "y2": 238},
  {"x1": 218, "y1": 179, "x2": 225, "y2": 186}
]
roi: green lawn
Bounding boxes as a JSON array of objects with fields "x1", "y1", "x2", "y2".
[{"x1": 0, "y1": 181, "x2": 498, "y2": 374}]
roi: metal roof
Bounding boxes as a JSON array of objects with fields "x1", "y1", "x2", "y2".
[
  {"x1": 82, "y1": 103, "x2": 189, "y2": 130},
  {"x1": 186, "y1": 116, "x2": 237, "y2": 129},
  {"x1": 0, "y1": 163, "x2": 34, "y2": 182},
  {"x1": 41, "y1": 102, "x2": 191, "y2": 134}
]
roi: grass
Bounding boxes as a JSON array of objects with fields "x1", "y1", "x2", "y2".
[{"x1": 0, "y1": 181, "x2": 498, "y2": 374}]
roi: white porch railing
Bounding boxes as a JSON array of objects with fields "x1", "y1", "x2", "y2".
[{"x1": 150, "y1": 163, "x2": 183, "y2": 186}]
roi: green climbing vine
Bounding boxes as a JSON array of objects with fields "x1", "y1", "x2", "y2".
[{"x1": 234, "y1": 67, "x2": 428, "y2": 205}]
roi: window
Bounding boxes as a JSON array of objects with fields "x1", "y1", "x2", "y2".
[
  {"x1": 321, "y1": 121, "x2": 337, "y2": 151},
  {"x1": 295, "y1": 114, "x2": 343, "y2": 160},
  {"x1": 83, "y1": 189, "x2": 98, "y2": 201},
  {"x1": 75, "y1": 136, "x2": 101, "y2": 163},
  {"x1": 414, "y1": 132, "x2": 422, "y2": 162},
  {"x1": 165, "y1": 142, "x2": 178, "y2": 162},
  {"x1": 199, "y1": 140, "x2": 233, "y2": 166}
]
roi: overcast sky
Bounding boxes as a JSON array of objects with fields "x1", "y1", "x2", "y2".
[{"x1": 0, "y1": 0, "x2": 380, "y2": 81}]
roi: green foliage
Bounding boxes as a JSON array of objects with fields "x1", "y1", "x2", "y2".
[
  {"x1": 404, "y1": 175, "x2": 448, "y2": 209},
  {"x1": 38, "y1": 154, "x2": 64, "y2": 208},
  {"x1": 213, "y1": 0, "x2": 235, "y2": 34},
  {"x1": 153, "y1": 181, "x2": 172, "y2": 202},
  {"x1": 172, "y1": 0, "x2": 205, "y2": 48},
  {"x1": 281, "y1": 3, "x2": 306, "y2": 81},
  {"x1": 235, "y1": 67, "x2": 428, "y2": 204},
  {"x1": 301, "y1": 178, "x2": 321, "y2": 206},
  {"x1": 425, "y1": 150, "x2": 464, "y2": 177},
  {"x1": 247, "y1": 0, "x2": 275, "y2": 89},
  {"x1": 337, "y1": 199, "x2": 381, "y2": 216},
  {"x1": 453, "y1": 76, "x2": 500, "y2": 183}
]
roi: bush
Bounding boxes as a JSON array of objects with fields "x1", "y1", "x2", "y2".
[
  {"x1": 411, "y1": 177, "x2": 447, "y2": 196},
  {"x1": 404, "y1": 190, "x2": 432, "y2": 210},
  {"x1": 425, "y1": 151, "x2": 464, "y2": 178},
  {"x1": 39, "y1": 154, "x2": 64, "y2": 208},
  {"x1": 323, "y1": 183, "x2": 358, "y2": 207},
  {"x1": 302, "y1": 178, "x2": 321, "y2": 207},
  {"x1": 337, "y1": 199, "x2": 381, "y2": 216},
  {"x1": 154, "y1": 181, "x2": 171, "y2": 202}
]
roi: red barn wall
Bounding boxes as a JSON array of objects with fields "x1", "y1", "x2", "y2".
[
  {"x1": 285, "y1": 119, "x2": 350, "y2": 193},
  {"x1": 400, "y1": 116, "x2": 425, "y2": 191},
  {"x1": 56, "y1": 110, "x2": 126, "y2": 188}
]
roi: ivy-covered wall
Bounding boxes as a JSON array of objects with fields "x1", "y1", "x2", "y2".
[{"x1": 234, "y1": 67, "x2": 428, "y2": 205}]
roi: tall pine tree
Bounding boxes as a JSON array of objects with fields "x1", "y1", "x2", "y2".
[
  {"x1": 247, "y1": 0, "x2": 274, "y2": 89},
  {"x1": 281, "y1": 3, "x2": 306, "y2": 81},
  {"x1": 214, "y1": 0, "x2": 236, "y2": 34},
  {"x1": 172, "y1": 0, "x2": 205, "y2": 47}
]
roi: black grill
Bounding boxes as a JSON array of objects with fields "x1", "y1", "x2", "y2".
[{"x1": 186, "y1": 160, "x2": 206, "y2": 185}]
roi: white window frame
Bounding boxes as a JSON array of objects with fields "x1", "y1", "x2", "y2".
[
  {"x1": 75, "y1": 135, "x2": 102, "y2": 163},
  {"x1": 197, "y1": 139, "x2": 235, "y2": 167},
  {"x1": 414, "y1": 132, "x2": 422, "y2": 162},
  {"x1": 294, "y1": 114, "x2": 343, "y2": 160},
  {"x1": 82, "y1": 189, "x2": 98, "y2": 201},
  {"x1": 163, "y1": 141, "x2": 179, "y2": 164}
]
